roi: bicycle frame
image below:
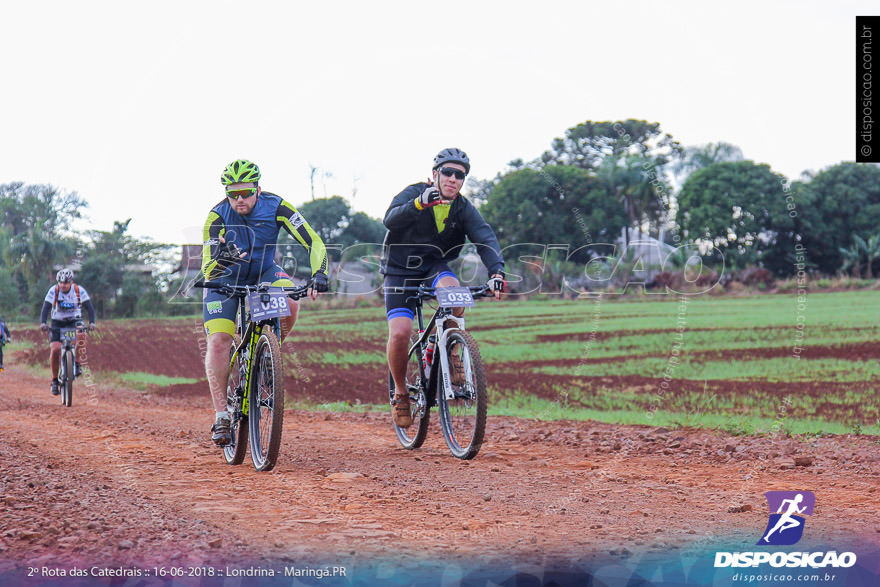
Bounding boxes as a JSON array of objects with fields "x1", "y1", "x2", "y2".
[
  {"x1": 230, "y1": 303, "x2": 280, "y2": 418},
  {"x1": 196, "y1": 280, "x2": 306, "y2": 420},
  {"x1": 54, "y1": 325, "x2": 82, "y2": 369},
  {"x1": 404, "y1": 285, "x2": 488, "y2": 403}
]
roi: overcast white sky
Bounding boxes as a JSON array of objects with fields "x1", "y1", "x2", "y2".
[{"x1": 2, "y1": 0, "x2": 873, "y2": 245}]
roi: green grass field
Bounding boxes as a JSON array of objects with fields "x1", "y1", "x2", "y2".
[{"x1": 289, "y1": 289, "x2": 880, "y2": 435}]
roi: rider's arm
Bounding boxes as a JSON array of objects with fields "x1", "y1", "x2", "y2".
[
  {"x1": 201, "y1": 210, "x2": 229, "y2": 280},
  {"x1": 276, "y1": 199, "x2": 329, "y2": 278},
  {"x1": 461, "y1": 201, "x2": 505, "y2": 278},
  {"x1": 82, "y1": 299, "x2": 96, "y2": 324},
  {"x1": 383, "y1": 184, "x2": 425, "y2": 230},
  {"x1": 40, "y1": 301, "x2": 51, "y2": 325}
]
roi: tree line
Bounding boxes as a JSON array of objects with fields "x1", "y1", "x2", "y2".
[
  {"x1": 476, "y1": 119, "x2": 880, "y2": 279},
  {"x1": 3, "y1": 118, "x2": 878, "y2": 319}
]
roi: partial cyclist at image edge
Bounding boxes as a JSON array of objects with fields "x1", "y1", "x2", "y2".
[
  {"x1": 202, "y1": 158, "x2": 329, "y2": 446},
  {"x1": 0, "y1": 316, "x2": 11, "y2": 371},
  {"x1": 39, "y1": 268, "x2": 96, "y2": 395},
  {"x1": 381, "y1": 147, "x2": 506, "y2": 428}
]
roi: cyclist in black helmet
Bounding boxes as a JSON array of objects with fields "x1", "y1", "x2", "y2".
[{"x1": 381, "y1": 148, "x2": 506, "y2": 428}]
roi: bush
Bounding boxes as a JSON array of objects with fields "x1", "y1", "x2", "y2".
[{"x1": 736, "y1": 267, "x2": 775, "y2": 288}]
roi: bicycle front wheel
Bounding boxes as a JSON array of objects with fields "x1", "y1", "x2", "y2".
[
  {"x1": 248, "y1": 329, "x2": 284, "y2": 472},
  {"x1": 389, "y1": 335, "x2": 431, "y2": 450},
  {"x1": 62, "y1": 349, "x2": 74, "y2": 407},
  {"x1": 223, "y1": 340, "x2": 248, "y2": 466},
  {"x1": 438, "y1": 331, "x2": 487, "y2": 459}
]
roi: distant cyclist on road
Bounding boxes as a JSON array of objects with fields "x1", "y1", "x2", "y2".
[
  {"x1": 202, "y1": 159, "x2": 329, "y2": 446},
  {"x1": 381, "y1": 148, "x2": 506, "y2": 428},
  {"x1": 39, "y1": 269, "x2": 97, "y2": 395},
  {"x1": 0, "y1": 316, "x2": 11, "y2": 371}
]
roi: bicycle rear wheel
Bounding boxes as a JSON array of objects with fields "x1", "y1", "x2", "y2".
[
  {"x1": 248, "y1": 329, "x2": 284, "y2": 471},
  {"x1": 389, "y1": 335, "x2": 431, "y2": 449},
  {"x1": 223, "y1": 341, "x2": 248, "y2": 465},
  {"x1": 438, "y1": 331, "x2": 487, "y2": 459},
  {"x1": 62, "y1": 349, "x2": 74, "y2": 407}
]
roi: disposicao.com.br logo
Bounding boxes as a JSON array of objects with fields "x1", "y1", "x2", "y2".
[{"x1": 714, "y1": 491, "x2": 857, "y2": 570}]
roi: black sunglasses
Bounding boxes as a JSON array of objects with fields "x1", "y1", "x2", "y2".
[{"x1": 439, "y1": 167, "x2": 467, "y2": 180}]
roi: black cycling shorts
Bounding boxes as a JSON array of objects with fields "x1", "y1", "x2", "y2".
[
  {"x1": 49, "y1": 319, "x2": 81, "y2": 343},
  {"x1": 383, "y1": 263, "x2": 457, "y2": 321}
]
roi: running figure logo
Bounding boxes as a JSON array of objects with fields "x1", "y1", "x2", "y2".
[{"x1": 758, "y1": 491, "x2": 816, "y2": 546}]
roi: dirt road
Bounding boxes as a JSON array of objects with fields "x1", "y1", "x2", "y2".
[{"x1": 1, "y1": 365, "x2": 879, "y2": 583}]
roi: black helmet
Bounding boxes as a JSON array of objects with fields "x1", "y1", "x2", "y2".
[{"x1": 433, "y1": 148, "x2": 470, "y2": 174}]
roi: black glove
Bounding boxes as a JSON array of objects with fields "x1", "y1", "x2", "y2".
[
  {"x1": 487, "y1": 274, "x2": 506, "y2": 294},
  {"x1": 415, "y1": 186, "x2": 442, "y2": 210},
  {"x1": 215, "y1": 239, "x2": 245, "y2": 265},
  {"x1": 310, "y1": 272, "x2": 329, "y2": 293}
]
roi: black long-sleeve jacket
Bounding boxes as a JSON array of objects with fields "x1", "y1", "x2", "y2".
[{"x1": 380, "y1": 182, "x2": 504, "y2": 277}]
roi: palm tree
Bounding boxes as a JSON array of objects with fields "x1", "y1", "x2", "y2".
[
  {"x1": 839, "y1": 239, "x2": 863, "y2": 278},
  {"x1": 597, "y1": 155, "x2": 663, "y2": 244},
  {"x1": 860, "y1": 234, "x2": 880, "y2": 279},
  {"x1": 9, "y1": 222, "x2": 76, "y2": 296}
]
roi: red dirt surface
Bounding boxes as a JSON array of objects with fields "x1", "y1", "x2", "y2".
[{"x1": 2, "y1": 335, "x2": 880, "y2": 576}]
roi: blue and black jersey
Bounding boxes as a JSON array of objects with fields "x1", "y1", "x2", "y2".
[{"x1": 201, "y1": 192, "x2": 328, "y2": 283}]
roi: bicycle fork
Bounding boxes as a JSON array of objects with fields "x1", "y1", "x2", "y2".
[
  {"x1": 434, "y1": 314, "x2": 470, "y2": 401},
  {"x1": 232, "y1": 324, "x2": 262, "y2": 418}
]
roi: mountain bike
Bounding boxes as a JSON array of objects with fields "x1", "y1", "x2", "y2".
[
  {"x1": 53, "y1": 324, "x2": 82, "y2": 407},
  {"x1": 196, "y1": 281, "x2": 309, "y2": 471},
  {"x1": 387, "y1": 284, "x2": 492, "y2": 460}
]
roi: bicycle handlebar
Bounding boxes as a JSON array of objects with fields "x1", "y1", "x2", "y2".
[
  {"x1": 385, "y1": 284, "x2": 494, "y2": 299},
  {"x1": 48, "y1": 322, "x2": 85, "y2": 333},
  {"x1": 194, "y1": 280, "x2": 311, "y2": 301}
]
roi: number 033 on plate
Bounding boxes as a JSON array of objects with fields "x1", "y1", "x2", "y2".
[{"x1": 436, "y1": 287, "x2": 476, "y2": 308}]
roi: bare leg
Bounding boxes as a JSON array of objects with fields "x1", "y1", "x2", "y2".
[
  {"x1": 205, "y1": 332, "x2": 233, "y2": 413},
  {"x1": 387, "y1": 316, "x2": 413, "y2": 395},
  {"x1": 280, "y1": 299, "x2": 299, "y2": 342},
  {"x1": 49, "y1": 342, "x2": 61, "y2": 379}
]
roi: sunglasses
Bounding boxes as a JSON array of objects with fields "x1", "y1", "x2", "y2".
[
  {"x1": 226, "y1": 187, "x2": 257, "y2": 200},
  {"x1": 439, "y1": 167, "x2": 467, "y2": 180}
]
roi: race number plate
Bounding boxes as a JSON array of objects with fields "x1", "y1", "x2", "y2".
[
  {"x1": 60, "y1": 329, "x2": 77, "y2": 342},
  {"x1": 436, "y1": 287, "x2": 475, "y2": 308},
  {"x1": 247, "y1": 291, "x2": 292, "y2": 320}
]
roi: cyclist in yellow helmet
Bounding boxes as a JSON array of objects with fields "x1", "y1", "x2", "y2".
[{"x1": 203, "y1": 159, "x2": 329, "y2": 445}]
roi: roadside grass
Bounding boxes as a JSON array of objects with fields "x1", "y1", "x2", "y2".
[
  {"x1": 115, "y1": 372, "x2": 199, "y2": 390},
  {"x1": 487, "y1": 392, "x2": 880, "y2": 435},
  {"x1": 285, "y1": 394, "x2": 880, "y2": 437},
  {"x1": 286, "y1": 399, "x2": 378, "y2": 413},
  {"x1": 309, "y1": 350, "x2": 386, "y2": 366}
]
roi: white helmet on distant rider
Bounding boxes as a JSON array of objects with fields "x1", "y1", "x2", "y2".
[{"x1": 56, "y1": 269, "x2": 74, "y2": 284}]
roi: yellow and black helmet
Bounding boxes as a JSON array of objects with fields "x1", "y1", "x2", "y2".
[{"x1": 220, "y1": 159, "x2": 261, "y2": 185}]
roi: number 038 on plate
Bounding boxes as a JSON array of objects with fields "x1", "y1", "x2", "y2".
[{"x1": 247, "y1": 291, "x2": 292, "y2": 320}]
